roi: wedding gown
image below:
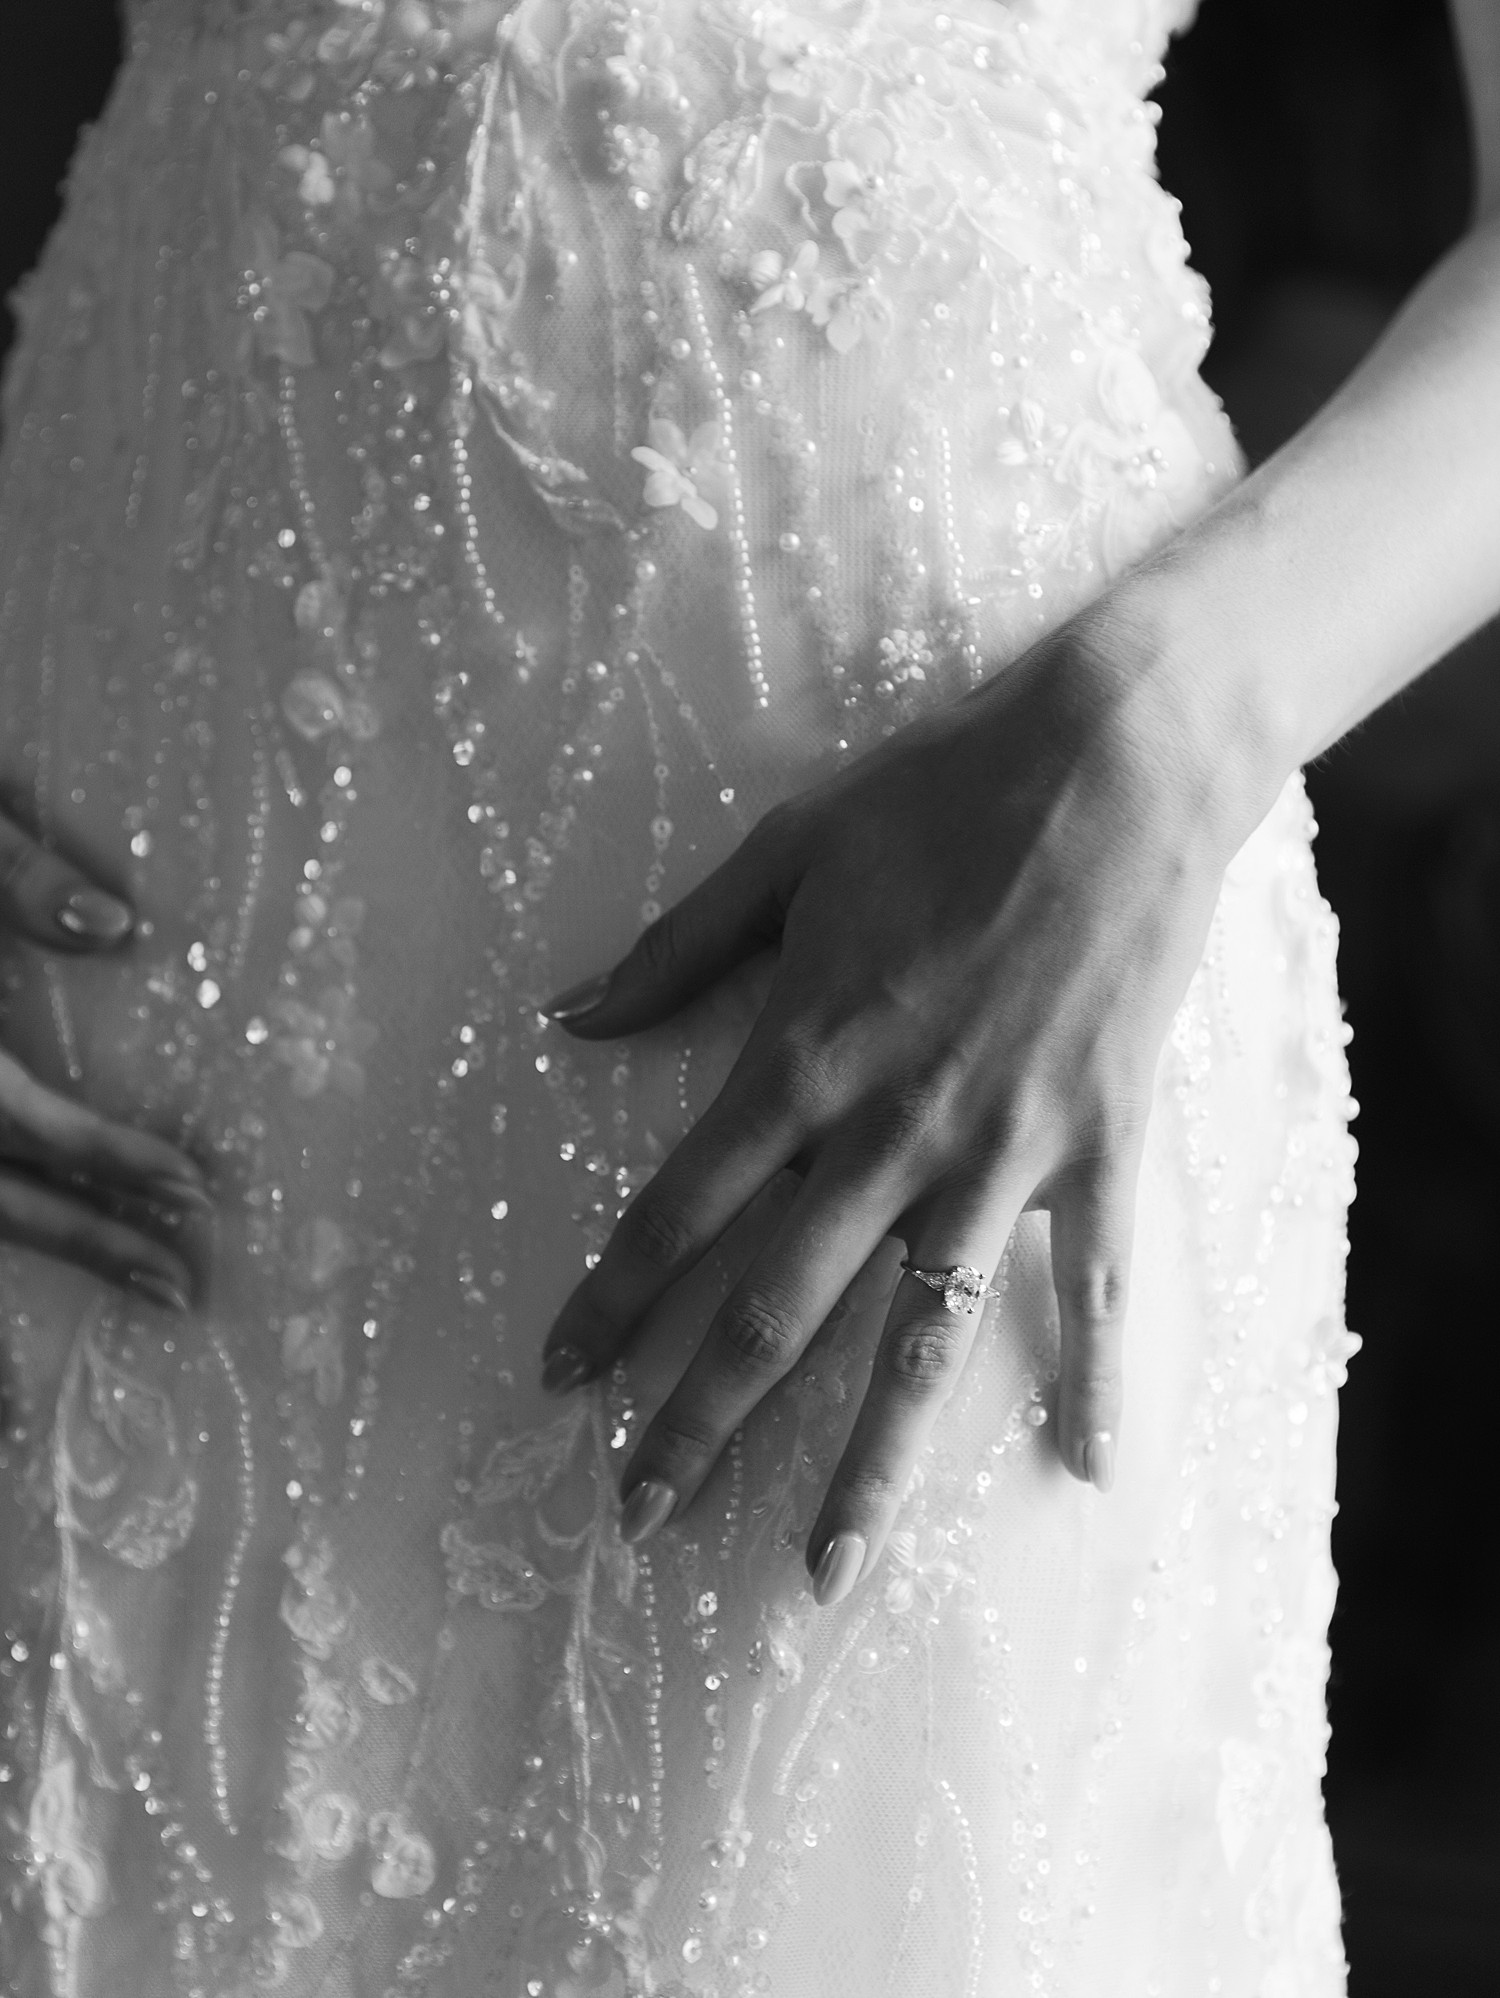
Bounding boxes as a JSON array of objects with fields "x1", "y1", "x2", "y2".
[{"x1": 0, "y1": 0, "x2": 1362, "y2": 1992}]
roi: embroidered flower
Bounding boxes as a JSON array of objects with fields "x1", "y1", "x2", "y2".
[
  {"x1": 631, "y1": 419, "x2": 723, "y2": 530},
  {"x1": 877, "y1": 628, "x2": 933, "y2": 686},
  {"x1": 749, "y1": 241, "x2": 829, "y2": 317},
  {"x1": 818, "y1": 278, "x2": 892, "y2": 355},
  {"x1": 368, "y1": 1811, "x2": 436, "y2": 1899},
  {"x1": 281, "y1": 145, "x2": 336, "y2": 207},
  {"x1": 282, "y1": 669, "x2": 347, "y2": 741},
  {"x1": 299, "y1": 1661, "x2": 362, "y2": 1746},
  {"x1": 298, "y1": 1790, "x2": 362, "y2": 1862},
  {"x1": 316, "y1": 0, "x2": 385, "y2": 70},
  {"x1": 271, "y1": 987, "x2": 378, "y2": 1098},
  {"x1": 598, "y1": 10, "x2": 680, "y2": 111},
  {"x1": 302, "y1": 1219, "x2": 357, "y2": 1299},
  {"x1": 246, "y1": 220, "x2": 335, "y2": 369},
  {"x1": 268, "y1": 1888, "x2": 325, "y2": 1950},
  {"x1": 811, "y1": 116, "x2": 897, "y2": 264},
  {"x1": 260, "y1": 22, "x2": 321, "y2": 102},
  {"x1": 281, "y1": 112, "x2": 396, "y2": 220},
  {"x1": 754, "y1": 7, "x2": 835, "y2": 100},
  {"x1": 281, "y1": 1540, "x2": 352, "y2": 1659},
  {"x1": 440, "y1": 1519, "x2": 549, "y2": 1612},
  {"x1": 370, "y1": 248, "x2": 445, "y2": 369},
  {"x1": 283, "y1": 1311, "x2": 345, "y2": 1406},
  {"x1": 883, "y1": 1523, "x2": 962, "y2": 1618}
]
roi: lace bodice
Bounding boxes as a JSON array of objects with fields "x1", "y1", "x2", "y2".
[{"x1": 0, "y1": 3, "x2": 1354, "y2": 1995}]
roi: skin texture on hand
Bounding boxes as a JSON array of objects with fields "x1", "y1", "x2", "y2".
[
  {"x1": 0, "y1": 808, "x2": 208, "y2": 1316},
  {"x1": 539, "y1": 609, "x2": 1270, "y2": 1606}
]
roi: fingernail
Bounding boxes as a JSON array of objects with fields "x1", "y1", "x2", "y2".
[
  {"x1": 541, "y1": 1345, "x2": 591, "y2": 1395},
  {"x1": 541, "y1": 973, "x2": 611, "y2": 1024},
  {"x1": 144, "y1": 1176, "x2": 214, "y2": 1215},
  {"x1": 619, "y1": 1477, "x2": 676, "y2": 1545},
  {"x1": 1083, "y1": 1432, "x2": 1115, "y2": 1494},
  {"x1": 812, "y1": 1531, "x2": 866, "y2": 1608},
  {"x1": 56, "y1": 888, "x2": 133, "y2": 943},
  {"x1": 126, "y1": 1269, "x2": 190, "y2": 1314}
]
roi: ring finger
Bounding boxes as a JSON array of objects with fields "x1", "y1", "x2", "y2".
[{"x1": 804, "y1": 1179, "x2": 1023, "y2": 1607}]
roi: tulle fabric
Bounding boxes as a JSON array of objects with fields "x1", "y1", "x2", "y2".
[{"x1": 0, "y1": 1, "x2": 1354, "y2": 1992}]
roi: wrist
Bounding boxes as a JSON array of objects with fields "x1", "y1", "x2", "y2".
[{"x1": 1061, "y1": 543, "x2": 1309, "y2": 863}]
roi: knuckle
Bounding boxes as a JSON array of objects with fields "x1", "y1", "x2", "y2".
[
  {"x1": 829, "y1": 1461, "x2": 900, "y2": 1514},
  {"x1": 882, "y1": 1314, "x2": 968, "y2": 1388},
  {"x1": 616, "y1": 1191, "x2": 697, "y2": 1274},
  {"x1": 1059, "y1": 1260, "x2": 1129, "y2": 1326},
  {"x1": 1067, "y1": 1357, "x2": 1124, "y2": 1409},
  {"x1": 717, "y1": 1290, "x2": 800, "y2": 1373},
  {"x1": 648, "y1": 1407, "x2": 722, "y2": 1468}
]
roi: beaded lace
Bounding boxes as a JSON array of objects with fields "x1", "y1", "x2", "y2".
[{"x1": 0, "y1": 1, "x2": 1354, "y2": 1992}]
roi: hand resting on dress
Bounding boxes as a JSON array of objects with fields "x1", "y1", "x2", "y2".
[
  {"x1": 0, "y1": 808, "x2": 208, "y2": 1314},
  {"x1": 540, "y1": 599, "x2": 1274, "y2": 1607}
]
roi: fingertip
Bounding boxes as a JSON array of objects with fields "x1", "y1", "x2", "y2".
[
  {"x1": 540, "y1": 972, "x2": 612, "y2": 1027},
  {"x1": 53, "y1": 886, "x2": 134, "y2": 947},
  {"x1": 124, "y1": 1268, "x2": 192, "y2": 1315},
  {"x1": 1083, "y1": 1430, "x2": 1115, "y2": 1494},
  {"x1": 810, "y1": 1529, "x2": 867, "y2": 1607}
]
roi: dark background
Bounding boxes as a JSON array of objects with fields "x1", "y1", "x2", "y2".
[{"x1": 2, "y1": 5, "x2": 1496, "y2": 1992}]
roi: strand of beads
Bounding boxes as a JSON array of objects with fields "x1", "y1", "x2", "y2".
[
  {"x1": 938, "y1": 1766, "x2": 988, "y2": 1998},
  {"x1": 445, "y1": 357, "x2": 512, "y2": 648},
  {"x1": 204, "y1": 1333, "x2": 256, "y2": 1835},
  {"x1": 739, "y1": 316, "x2": 863, "y2": 751},
  {"x1": 682, "y1": 263, "x2": 770, "y2": 712}
]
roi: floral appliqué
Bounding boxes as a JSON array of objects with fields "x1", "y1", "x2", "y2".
[
  {"x1": 243, "y1": 218, "x2": 335, "y2": 370},
  {"x1": 632, "y1": 419, "x2": 724, "y2": 529}
]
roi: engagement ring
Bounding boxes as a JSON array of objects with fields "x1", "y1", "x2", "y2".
[{"x1": 899, "y1": 1261, "x2": 1001, "y2": 1316}]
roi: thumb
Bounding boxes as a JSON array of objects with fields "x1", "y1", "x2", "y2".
[
  {"x1": 1048, "y1": 1141, "x2": 1142, "y2": 1493},
  {"x1": 543, "y1": 821, "x2": 790, "y2": 1039},
  {"x1": 0, "y1": 811, "x2": 134, "y2": 953}
]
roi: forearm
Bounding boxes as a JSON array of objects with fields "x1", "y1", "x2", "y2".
[{"x1": 1111, "y1": 207, "x2": 1500, "y2": 836}]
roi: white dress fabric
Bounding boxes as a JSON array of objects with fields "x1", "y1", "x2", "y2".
[{"x1": 0, "y1": 0, "x2": 1361, "y2": 1992}]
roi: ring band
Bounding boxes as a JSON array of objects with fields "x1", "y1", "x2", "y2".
[{"x1": 899, "y1": 1261, "x2": 1000, "y2": 1316}]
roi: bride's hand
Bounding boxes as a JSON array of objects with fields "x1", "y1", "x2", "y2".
[
  {"x1": 540, "y1": 601, "x2": 1272, "y2": 1606},
  {"x1": 0, "y1": 810, "x2": 208, "y2": 1312}
]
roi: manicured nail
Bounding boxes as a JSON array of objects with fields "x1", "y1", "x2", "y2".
[
  {"x1": 1084, "y1": 1432, "x2": 1115, "y2": 1494},
  {"x1": 56, "y1": 888, "x2": 133, "y2": 943},
  {"x1": 126, "y1": 1269, "x2": 190, "y2": 1314},
  {"x1": 619, "y1": 1477, "x2": 676, "y2": 1545},
  {"x1": 144, "y1": 1175, "x2": 214, "y2": 1215},
  {"x1": 541, "y1": 1345, "x2": 591, "y2": 1395},
  {"x1": 541, "y1": 973, "x2": 611, "y2": 1024},
  {"x1": 812, "y1": 1531, "x2": 866, "y2": 1608}
]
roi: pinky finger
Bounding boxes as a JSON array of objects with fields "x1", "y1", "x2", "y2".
[
  {"x1": 1049, "y1": 1145, "x2": 1142, "y2": 1493},
  {"x1": 0, "y1": 1170, "x2": 196, "y2": 1311}
]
